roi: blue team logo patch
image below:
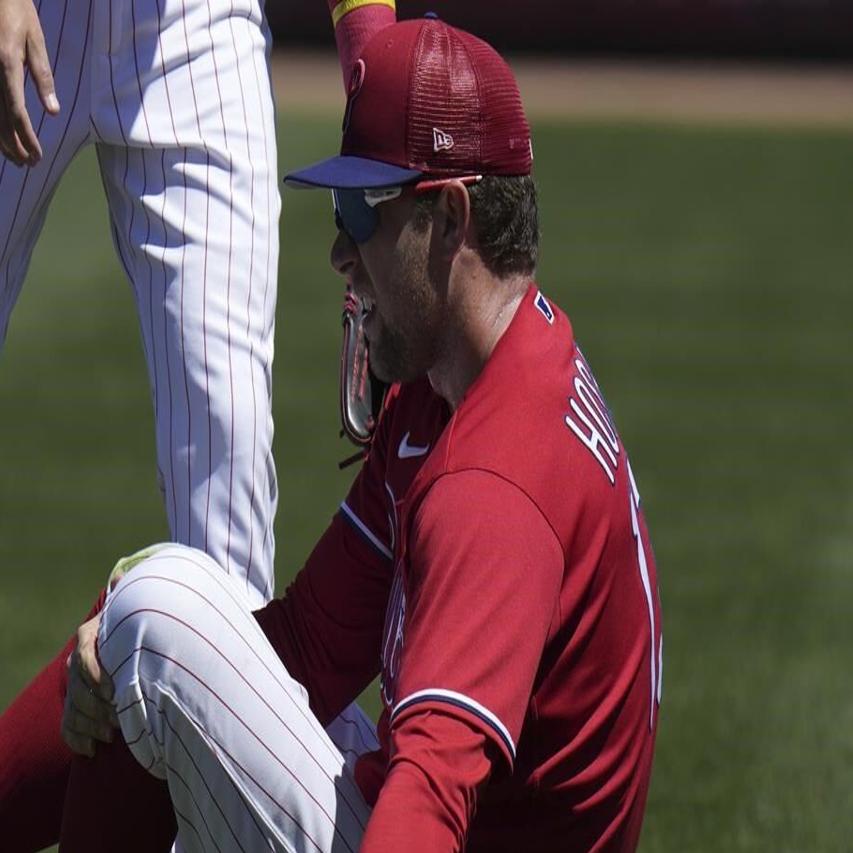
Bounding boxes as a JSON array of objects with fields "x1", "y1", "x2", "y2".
[{"x1": 535, "y1": 290, "x2": 554, "y2": 325}]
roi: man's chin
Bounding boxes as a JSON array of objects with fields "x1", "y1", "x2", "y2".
[
  {"x1": 371, "y1": 359, "x2": 404, "y2": 386},
  {"x1": 369, "y1": 332, "x2": 431, "y2": 385},
  {"x1": 367, "y1": 346, "x2": 397, "y2": 385},
  {"x1": 370, "y1": 350, "x2": 419, "y2": 386}
]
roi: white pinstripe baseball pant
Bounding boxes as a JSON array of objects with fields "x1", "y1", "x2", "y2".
[
  {"x1": 0, "y1": 0, "x2": 281, "y2": 606},
  {"x1": 98, "y1": 544, "x2": 376, "y2": 853}
]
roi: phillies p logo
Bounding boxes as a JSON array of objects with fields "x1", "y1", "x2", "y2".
[{"x1": 342, "y1": 59, "x2": 366, "y2": 134}]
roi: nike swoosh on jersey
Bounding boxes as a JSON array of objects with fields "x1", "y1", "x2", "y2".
[{"x1": 398, "y1": 432, "x2": 431, "y2": 459}]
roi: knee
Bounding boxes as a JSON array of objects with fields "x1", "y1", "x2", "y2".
[{"x1": 97, "y1": 544, "x2": 225, "y2": 675}]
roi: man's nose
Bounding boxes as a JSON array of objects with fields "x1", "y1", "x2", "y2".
[{"x1": 330, "y1": 228, "x2": 358, "y2": 278}]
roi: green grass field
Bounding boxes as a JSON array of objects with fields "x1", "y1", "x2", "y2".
[{"x1": 1, "y1": 114, "x2": 852, "y2": 851}]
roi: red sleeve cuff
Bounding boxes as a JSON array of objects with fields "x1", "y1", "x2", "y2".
[
  {"x1": 392, "y1": 692, "x2": 516, "y2": 772},
  {"x1": 362, "y1": 710, "x2": 494, "y2": 853}
]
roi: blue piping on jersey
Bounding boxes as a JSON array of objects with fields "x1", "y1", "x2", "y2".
[
  {"x1": 339, "y1": 501, "x2": 393, "y2": 561},
  {"x1": 392, "y1": 688, "x2": 516, "y2": 763}
]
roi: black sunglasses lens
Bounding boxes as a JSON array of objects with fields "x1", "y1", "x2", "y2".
[{"x1": 333, "y1": 189, "x2": 379, "y2": 244}]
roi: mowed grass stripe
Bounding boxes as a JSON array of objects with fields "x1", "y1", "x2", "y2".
[
  {"x1": 527, "y1": 122, "x2": 852, "y2": 851},
  {"x1": 0, "y1": 116, "x2": 850, "y2": 852}
]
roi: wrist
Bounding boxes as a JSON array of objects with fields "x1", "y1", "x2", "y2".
[{"x1": 327, "y1": 0, "x2": 395, "y2": 27}]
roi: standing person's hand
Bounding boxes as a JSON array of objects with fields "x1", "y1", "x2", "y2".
[
  {"x1": 61, "y1": 614, "x2": 119, "y2": 757},
  {"x1": 0, "y1": 0, "x2": 59, "y2": 166}
]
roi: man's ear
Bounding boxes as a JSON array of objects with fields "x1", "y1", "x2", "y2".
[{"x1": 433, "y1": 181, "x2": 472, "y2": 259}]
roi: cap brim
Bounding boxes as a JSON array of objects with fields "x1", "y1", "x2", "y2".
[{"x1": 284, "y1": 155, "x2": 423, "y2": 190}]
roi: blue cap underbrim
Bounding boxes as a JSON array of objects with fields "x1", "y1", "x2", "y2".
[{"x1": 284, "y1": 155, "x2": 423, "y2": 190}]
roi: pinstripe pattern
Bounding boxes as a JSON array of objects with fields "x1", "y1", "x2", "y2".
[
  {"x1": 245, "y1": 5, "x2": 279, "y2": 596},
  {"x1": 99, "y1": 546, "x2": 372, "y2": 852},
  {"x1": 139, "y1": 693, "x2": 272, "y2": 851},
  {"x1": 0, "y1": 0, "x2": 280, "y2": 609}
]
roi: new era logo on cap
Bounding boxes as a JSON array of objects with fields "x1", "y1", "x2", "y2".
[{"x1": 433, "y1": 128, "x2": 454, "y2": 152}]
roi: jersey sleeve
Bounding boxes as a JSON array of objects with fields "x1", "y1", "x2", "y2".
[
  {"x1": 361, "y1": 710, "x2": 495, "y2": 853},
  {"x1": 254, "y1": 389, "x2": 399, "y2": 725},
  {"x1": 390, "y1": 470, "x2": 564, "y2": 769}
]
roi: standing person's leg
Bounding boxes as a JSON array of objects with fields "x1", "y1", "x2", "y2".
[
  {"x1": 0, "y1": 0, "x2": 96, "y2": 847},
  {"x1": 59, "y1": 2, "x2": 377, "y2": 846},
  {"x1": 98, "y1": 545, "x2": 371, "y2": 852},
  {"x1": 2, "y1": 0, "x2": 283, "y2": 846},
  {"x1": 57, "y1": 5, "x2": 280, "y2": 844},
  {"x1": 93, "y1": 0, "x2": 280, "y2": 608}
]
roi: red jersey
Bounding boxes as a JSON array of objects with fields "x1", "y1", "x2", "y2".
[{"x1": 257, "y1": 285, "x2": 662, "y2": 851}]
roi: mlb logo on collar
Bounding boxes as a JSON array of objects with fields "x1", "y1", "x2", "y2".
[{"x1": 535, "y1": 291, "x2": 555, "y2": 324}]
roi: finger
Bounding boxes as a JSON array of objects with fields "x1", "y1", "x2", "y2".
[
  {"x1": 2, "y1": 59, "x2": 42, "y2": 162},
  {"x1": 26, "y1": 28, "x2": 58, "y2": 114},
  {"x1": 0, "y1": 139, "x2": 24, "y2": 166},
  {"x1": 77, "y1": 634, "x2": 114, "y2": 701},
  {"x1": 2, "y1": 138, "x2": 27, "y2": 165},
  {"x1": 0, "y1": 110, "x2": 27, "y2": 165},
  {"x1": 65, "y1": 701, "x2": 116, "y2": 745},
  {"x1": 68, "y1": 634, "x2": 117, "y2": 725},
  {"x1": 68, "y1": 661, "x2": 113, "y2": 722},
  {"x1": 75, "y1": 615, "x2": 115, "y2": 698},
  {"x1": 63, "y1": 685, "x2": 116, "y2": 743}
]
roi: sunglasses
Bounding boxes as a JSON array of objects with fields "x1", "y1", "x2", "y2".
[{"x1": 332, "y1": 175, "x2": 482, "y2": 244}]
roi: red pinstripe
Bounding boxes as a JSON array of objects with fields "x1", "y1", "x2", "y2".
[
  {"x1": 202, "y1": 0, "x2": 240, "y2": 579},
  {"x1": 104, "y1": 571, "x2": 354, "y2": 770},
  {"x1": 141, "y1": 695, "x2": 255, "y2": 852},
  {"x1": 226, "y1": 0, "x2": 260, "y2": 598},
  {"x1": 107, "y1": 634, "x2": 365, "y2": 850}
]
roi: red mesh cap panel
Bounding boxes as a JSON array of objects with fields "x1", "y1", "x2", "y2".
[
  {"x1": 407, "y1": 23, "x2": 483, "y2": 174},
  {"x1": 466, "y1": 37, "x2": 532, "y2": 175},
  {"x1": 407, "y1": 22, "x2": 532, "y2": 177}
]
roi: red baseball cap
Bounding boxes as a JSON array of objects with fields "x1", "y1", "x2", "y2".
[{"x1": 285, "y1": 16, "x2": 533, "y2": 189}]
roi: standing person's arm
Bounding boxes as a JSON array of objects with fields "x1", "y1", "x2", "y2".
[
  {"x1": 326, "y1": 0, "x2": 397, "y2": 87},
  {"x1": 363, "y1": 471, "x2": 564, "y2": 851}
]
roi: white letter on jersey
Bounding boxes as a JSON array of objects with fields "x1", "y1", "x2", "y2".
[
  {"x1": 564, "y1": 366, "x2": 620, "y2": 485},
  {"x1": 627, "y1": 459, "x2": 660, "y2": 729}
]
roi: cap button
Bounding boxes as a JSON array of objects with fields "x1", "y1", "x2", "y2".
[{"x1": 423, "y1": 11, "x2": 439, "y2": 19}]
